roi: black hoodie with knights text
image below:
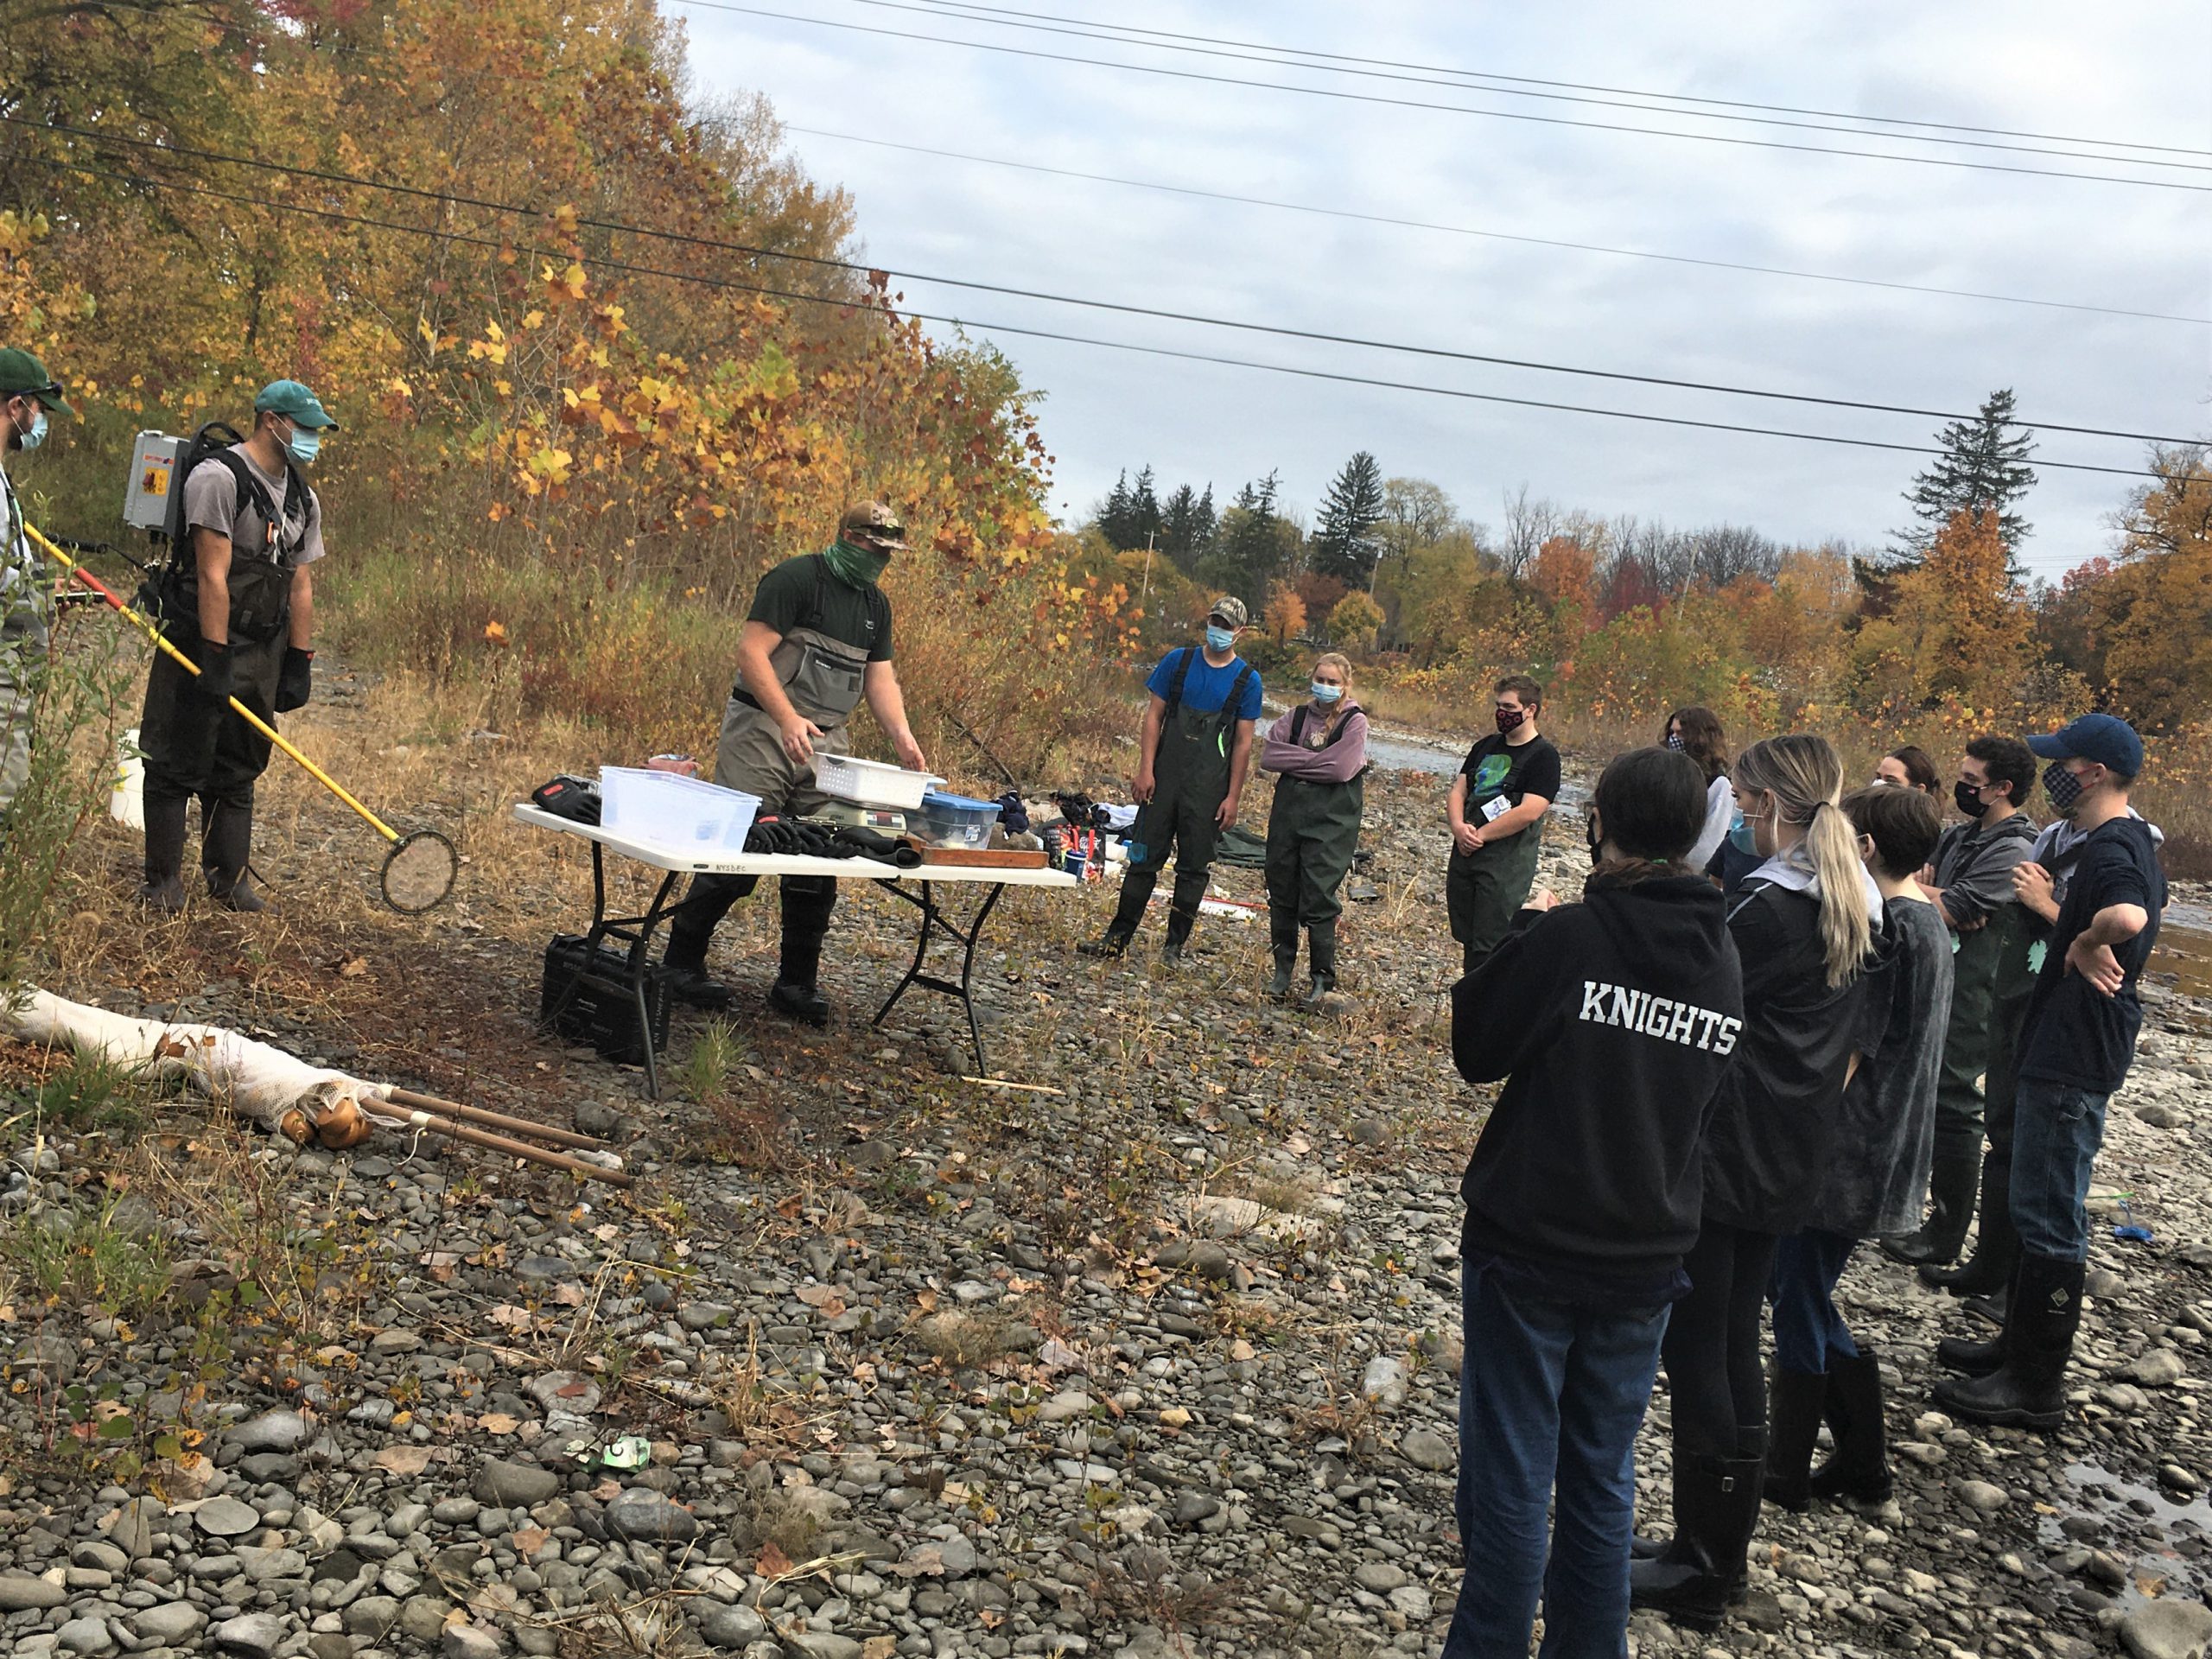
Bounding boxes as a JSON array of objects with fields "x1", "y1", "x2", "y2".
[{"x1": 1452, "y1": 873, "x2": 1746, "y2": 1287}]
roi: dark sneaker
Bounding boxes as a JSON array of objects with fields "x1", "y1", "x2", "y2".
[
  {"x1": 768, "y1": 979, "x2": 830, "y2": 1027},
  {"x1": 663, "y1": 965, "x2": 734, "y2": 1010}
]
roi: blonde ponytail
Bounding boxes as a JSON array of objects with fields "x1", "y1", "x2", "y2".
[{"x1": 1735, "y1": 734, "x2": 1872, "y2": 988}]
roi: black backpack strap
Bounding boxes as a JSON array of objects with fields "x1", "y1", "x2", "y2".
[
  {"x1": 1288, "y1": 704, "x2": 1310, "y2": 745},
  {"x1": 1226, "y1": 662, "x2": 1255, "y2": 721},
  {"x1": 1162, "y1": 645, "x2": 1198, "y2": 717}
]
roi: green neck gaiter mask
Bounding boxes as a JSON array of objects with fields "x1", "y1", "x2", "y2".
[{"x1": 822, "y1": 537, "x2": 890, "y2": 589}]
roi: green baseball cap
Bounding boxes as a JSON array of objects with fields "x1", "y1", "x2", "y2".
[
  {"x1": 254, "y1": 378, "x2": 339, "y2": 430},
  {"x1": 0, "y1": 347, "x2": 73, "y2": 415}
]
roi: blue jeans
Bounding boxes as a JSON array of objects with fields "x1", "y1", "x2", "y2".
[
  {"x1": 1444, "y1": 1262, "x2": 1670, "y2": 1659},
  {"x1": 2010, "y1": 1078, "x2": 2113, "y2": 1262},
  {"x1": 1769, "y1": 1230, "x2": 1860, "y2": 1376}
]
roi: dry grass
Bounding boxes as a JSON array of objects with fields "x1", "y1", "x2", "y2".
[{"x1": 906, "y1": 1308, "x2": 1022, "y2": 1370}]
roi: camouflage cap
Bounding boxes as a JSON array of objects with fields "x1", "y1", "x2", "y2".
[
  {"x1": 1206, "y1": 595, "x2": 1249, "y2": 630},
  {"x1": 840, "y1": 500, "x2": 909, "y2": 550}
]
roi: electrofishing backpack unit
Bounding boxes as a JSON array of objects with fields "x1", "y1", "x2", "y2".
[{"x1": 127, "y1": 422, "x2": 308, "y2": 643}]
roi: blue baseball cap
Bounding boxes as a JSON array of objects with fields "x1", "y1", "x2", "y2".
[
  {"x1": 2028, "y1": 713, "x2": 2142, "y2": 777},
  {"x1": 254, "y1": 379, "x2": 339, "y2": 430}
]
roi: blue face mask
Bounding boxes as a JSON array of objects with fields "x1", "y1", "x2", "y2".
[
  {"x1": 15, "y1": 409, "x2": 47, "y2": 452},
  {"x1": 284, "y1": 422, "x2": 322, "y2": 466},
  {"x1": 1205, "y1": 625, "x2": 1236, "y2": 652},
  {"x1": 1728, "y1": 811, "x2": 1759, "y2": 855},
  {"x1": 1311, "y1": 681, "x2": 1343, "y2": 703}
]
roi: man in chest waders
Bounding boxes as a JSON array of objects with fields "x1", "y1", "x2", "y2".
[
  {"x1": 1079, "y1": 597, "x2": 1262, "y2": 963},
  {"x1": 658, "y1": 503, "x2": 927, "y2": 1026},
  {"x1": 140, "y1": 380, "x2": 335, "y2": 913}
]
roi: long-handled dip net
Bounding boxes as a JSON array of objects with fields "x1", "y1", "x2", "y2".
[{"x1": 29, "y1": 524, "x2": 460, "y2": 914}]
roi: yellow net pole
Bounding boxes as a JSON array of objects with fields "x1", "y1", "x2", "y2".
[{"x1": 26, "y1": 522, "x2": 402, "y2": 844}]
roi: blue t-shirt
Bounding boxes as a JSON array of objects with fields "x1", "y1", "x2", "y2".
[
  {"x1": 2018, "y1": 816, "x2": 2165, "y2": 1094},
  {"x1": 1145, "y1": 647, "x2": 1262, "y2": 721}
]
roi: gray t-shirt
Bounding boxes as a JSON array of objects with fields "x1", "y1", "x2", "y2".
[{"x1": 183, "y1": 443, "x2": 326, "y2": 566}]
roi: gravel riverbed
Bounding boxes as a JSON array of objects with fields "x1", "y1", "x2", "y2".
[{"x1": 3, "y1": 751, "x2": 2210, "y2": 1659}]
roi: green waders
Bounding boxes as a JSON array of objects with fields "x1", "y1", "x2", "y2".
[
  {"x1": 1105, "y1": 649, "x2": 1254, "y2": 953},
  {"x1": 1924, "y1": 904, "x2": 2041, "y2": 1294},
  {"x1": 1264, "y1": 709, "x2": 1365, "y2": 991},
  {"x1": 1446, "y1": 825, "x2": 1543, "y2": 979},
  {"x1": 1890, "y1": 913, "x2": 2011, "y2": 1263}
]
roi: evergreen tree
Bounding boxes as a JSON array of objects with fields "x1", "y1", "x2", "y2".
[
  {"x1": 1160, "y1": 483, "x2": 1217, "y2": 571},
  {"x1": 1894, "y1": 389, "x2": 2038, "y2": 569},
  {"x1": 1198, "y1": 470, "x2": 1294, "y2": 607},
  {"x1": 1310, "y1": 450, "x2": 1388, "y2": 587},
  {"x1": 1130, "y1": 465, "x2": 1162, "y2": 550},
  {"x1": 1096, "y1": 470, "x2": 1135, "y2": 550}
]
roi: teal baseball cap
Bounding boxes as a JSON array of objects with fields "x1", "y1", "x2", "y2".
[{"x1": 254, "y1": 378, "x2": 339, "y2": 430}]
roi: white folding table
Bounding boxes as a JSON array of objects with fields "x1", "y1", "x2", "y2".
[{"x1": 512, "y1": 804, "x2": 1077, "y2": 1095}]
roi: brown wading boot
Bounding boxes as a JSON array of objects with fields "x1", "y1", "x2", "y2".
[
  {"x1": 1935, "y1": 1255, "x2": 2083, "y2": 1432},
  {"x1": 138, "y1": 791, "x2": 189, "y2": 914}
]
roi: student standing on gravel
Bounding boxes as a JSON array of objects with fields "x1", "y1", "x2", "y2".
[
  {"x1": 1443, "y1": 746, "x2": 1743, "y2": 1657},
  {"x1": 1078, "y1": 596, "x2": 1261, "y2": 963},
  {"x1": 1936, "y1": 715, "x2": 2163, "y2": 1430},
  {"x1": 1764, "y1": 785, "x2": 1949, "y2": 1514},
  {"x1": 1664, "y1": 705, "x2": 1734, "y2": 874},
  {"x1": 139, "y1": 380, "x2": 336, "y2": 913},
  {"x1": 0, "y1": 349, "x2": 72, "y2": 826},
  {"x1": 1632, "y1": 734, "x2": 1876, "y2": 1630},
  {"x1": 658, "y1": 502, "x2": 928, "y2": 1026},
  {"x1": 1883, "y1": 737, "x2": 2040, "y2": 1273},
  {"x1": 1260, "y1": 652, "x2": 1367, "y2": 1005},
  {"x1": 1445, "y1": 675, "x2": 1558, "y2": 979}
]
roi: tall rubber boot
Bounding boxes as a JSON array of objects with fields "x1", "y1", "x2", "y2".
[
  {"x1": 768, "y1": 878, "x2": 834, "y2": 1027},
  {"x1": 1629, "y1": 1453, "x2": 1766, "y2": 1630},
  {"x1": 1935, "y1": 1255, "x2": 2083, "y2": 1431},
  {"x1": 140, "y1": 790, "x2": 190, "y2": 914},
  {"x1": 1266, "y1": 905, "x2": 1299, "y2": 998},
  {"x1": 1303, "y1": 919, "x2": 1338, "y2": 1006},
  {"x1": 1080, "y1": 868, "x2": 1153, "y2": 957},
  {"x1": 1921, "y1": 1146, "x2": 2018, "y2": 1294},
  {"x1": 1806, "y1": 1349, "x2": 1891, "y2": 1504},
  {"x1": 1762, "y1": 1371, "x2": 1828, "y2": 1513},
  {"x1": 1937, "y1": 1275, "x2": 2012, "y2": 1377},
  {"x1": 1160, "y1": 897, "x2": 1198, "y2": 963},
  {"x1": 201, "y1": 800, "x2": 264, "y2": 913},
  {"x1": 1883, "y1": 1140, "x2": 1983, "y2": 1268}
]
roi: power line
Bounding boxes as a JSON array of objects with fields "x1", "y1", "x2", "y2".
[
  {"x1": 662, "y1": 0, "x2": 2212, "y2": 194},
  {"x1": 842, "y1": 0, "x2": 2212, "y2": 175},
  {"x1": 787, "y1": 124, "x2": 2212, "y2": 328},
  {"x1": 19, "y1": 118, "x2": 2203, "y2": 446},
  {"x1": 906, "y1": 0, "x2": 2212, "y2": 161},
  {"x1": 14, "y1": 151, "x2": 2168, "y2": 482}
]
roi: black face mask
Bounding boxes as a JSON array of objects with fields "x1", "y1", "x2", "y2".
[
  {"x1": 2044, "y1": 762, "x2": 2087, "y2": 817},
  {"x1": 1585, "y1": 811, "x2": 1605, "y2": 868},
  {"x1": 1954, "y1": 780, "x2": 1986, "y2": 818}
]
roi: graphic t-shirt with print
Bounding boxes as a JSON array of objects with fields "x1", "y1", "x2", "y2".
[{"x1": 1458, "y1": 732, "x2": 1561, "y2": 845}]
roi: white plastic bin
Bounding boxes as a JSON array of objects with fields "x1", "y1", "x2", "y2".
[
  {"x1": 600, "y1": 767, "x2": 760, "y2": 851},
  {"x1": 813, "y1": 753, "x2": 942, "y2": 810}
]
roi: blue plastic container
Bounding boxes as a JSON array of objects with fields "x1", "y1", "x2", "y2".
[{"x1": 913, "y1": 789, "x2": 1002, "y2": 849}]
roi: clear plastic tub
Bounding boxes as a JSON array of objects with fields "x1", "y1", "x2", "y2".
[
  {"x1": 912, "y1": 789, "x2": 1002, "y2": 849},
  {"x1": 600, "y1": 767, "x2": 760, "y2": 851},
  {"x1": 813, "y1": 753, "x2": 942, "y2": 810}
]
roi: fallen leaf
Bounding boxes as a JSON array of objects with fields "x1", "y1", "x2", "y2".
[
  {"x1": 756, "y1": 1540, "x2": 795, "y2": 1580},
  {"x1": 489, "y1": 1305, "x2": 535, "y2": 1329},
  {"x1": 375, "y1": 1446, "x2": 433, "y2": 1476},
  {"x1": 863, "y1": 1638, "x2": 897, "y2": 1659},
  {"x1": 479, "y1": 1413, "x2": 521, "y2": 1436},
  {"x1": 512, "y1": 1527, "x2": 549, "y2": 1559},
  {"x1": 340, "y1": 957, "x2": 368, "y2": 978},
  {"x1": 549, "y1": 1284, "x2": 586, "y2": 1306}
]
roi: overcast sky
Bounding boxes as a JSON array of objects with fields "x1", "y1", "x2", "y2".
[{"x1": 673, "y1": 1, "x2": 2212, "y2": 582}]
